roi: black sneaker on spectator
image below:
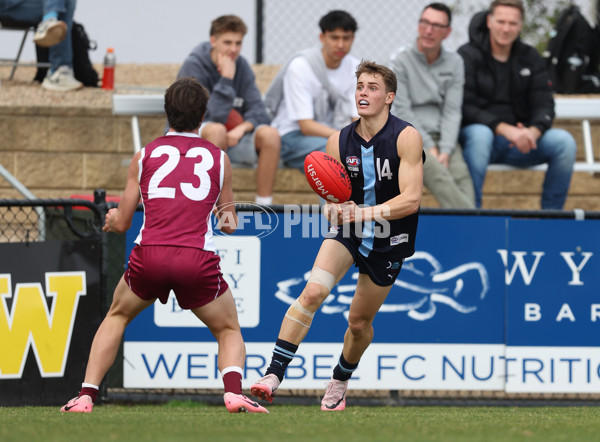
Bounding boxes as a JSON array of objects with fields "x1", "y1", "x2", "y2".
[
  {"x1": 33, "y1": 17, "x2": 67, "y2": 47},
  {"x1": 42, "y1": 66, "x2": 83, "y2": 91}
]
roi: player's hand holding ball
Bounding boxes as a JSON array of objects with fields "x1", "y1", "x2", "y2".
[
  {"x1": 340, "y1": 200, "x2": 360, "y2": 224},
  {"x1": 323, "y1": 200, "x2": 361, "y2": 225},
  {"x1": 322, "y1": 202, "x2": 340, "y2": 225}
]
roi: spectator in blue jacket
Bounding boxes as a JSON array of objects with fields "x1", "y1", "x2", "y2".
[
  {"x1": 458, "y1": 0, "x2": 576, "y2": 209},
  {"x1": 176, "y1": 15, "x2": 280, "y2": 205}
]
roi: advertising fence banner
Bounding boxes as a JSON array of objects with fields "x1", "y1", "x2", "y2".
[{"x1": 123, "y1": 208, "x2": 600, "y2": 393}]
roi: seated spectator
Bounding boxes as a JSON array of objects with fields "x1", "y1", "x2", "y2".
[
  {"x1": 458, "y1": 0, "x2": 576, "y2": 209},
  {"x1": 177, "y1": 15, "x2": 280, "y2": 205},
  {"x1": 0, "y1": 0, "x2": 82, "y2": 91},
  {"x1": 390, "y1": 2, "x2": 475, "y2": 209},
  {"x1": 264, "y1": 10, "x2": 359, "y2": 169}
]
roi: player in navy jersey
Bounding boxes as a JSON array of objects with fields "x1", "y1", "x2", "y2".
[
  {"x1": 61, "y1": 78, "x2": 268, "y2": 414},
  {"x1": 252, "y1": 61, "x2": 424, "y2": 410}
]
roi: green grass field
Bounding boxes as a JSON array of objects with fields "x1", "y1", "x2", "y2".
[{"x1": 2, "y1": 401, "x2": 600, "y2": 442}]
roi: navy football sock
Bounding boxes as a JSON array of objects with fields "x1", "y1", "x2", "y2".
[
  {"x1": 265, "y1": 338, "x2": 298, "y2": 382},
  {"x1": 332, "y1": 353, "x2": 359, "y2": 381}
]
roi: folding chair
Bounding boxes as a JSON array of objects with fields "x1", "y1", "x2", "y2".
[{"x1": 0, "y1": 16, "x2": 50, "y2": 80}]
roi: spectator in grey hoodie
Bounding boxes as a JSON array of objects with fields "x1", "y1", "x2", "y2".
[
  {"x1": 177, "y1": 15, "x2": 280, "y2": 205},
  {"x1": 389, "y1": 2, "x2": 475, "y2": 208}
]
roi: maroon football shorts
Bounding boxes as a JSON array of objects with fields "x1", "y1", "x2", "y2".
[{"x1": 124, "y1": 245, "x2": 229, "y2": 309}]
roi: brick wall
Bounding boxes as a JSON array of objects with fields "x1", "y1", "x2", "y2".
[{"x1": 1, "y1": 64, "x2": 599, "y2": 210}]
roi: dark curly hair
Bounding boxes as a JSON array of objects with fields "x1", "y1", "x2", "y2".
[{"x1": 164, "y1": 77, "x2": 209, "y2": 132}]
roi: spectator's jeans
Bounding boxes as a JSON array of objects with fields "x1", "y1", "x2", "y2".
[
  {"x1": 280, "y1": 130, "x2": 327, "y2": 170},
  {"x1": 459, "y1": 124, "x2": 576, "y2": 209},
  {"x1": 0, "y1": 0, "x2": 76, "y2": 71},
  {"x1": 423, "y1": 145, "x2": 475, "y2": 209}
]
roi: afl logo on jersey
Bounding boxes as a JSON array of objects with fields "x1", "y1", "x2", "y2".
[
  {"x1": 346, "y1": 156, "x2": 361, "y2": 176},
  {"x1": 346, "y1": 156, "x2": 360, "y2": 167}
]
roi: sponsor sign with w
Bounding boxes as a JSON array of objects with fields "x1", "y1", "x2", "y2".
[{"x1": 0, "y1": 241, "x2": 102, "y2": 406}]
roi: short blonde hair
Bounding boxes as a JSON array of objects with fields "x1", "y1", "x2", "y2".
[{"x1": 355, "y1": 60, "x2": 397, "y2": 94}]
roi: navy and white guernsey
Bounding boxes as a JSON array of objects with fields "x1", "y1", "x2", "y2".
[{"x1": 338, "y1": 113, "x2": 420, "y2": 259}]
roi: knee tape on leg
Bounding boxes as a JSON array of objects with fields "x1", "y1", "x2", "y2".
[
  {"x1": 285, "y1": 299, "x2": 315, "y2": 328},
  {"x1": 307, "y1": 266, "x2": 336, "y2": 291}
]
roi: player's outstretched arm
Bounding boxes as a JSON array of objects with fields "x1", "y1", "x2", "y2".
[
  {"x1": 363, "y1": 126, "x2": 423, "y2": 222},
  {"x1": 215, "y1": 153, "x2": 238, "y2": 234},
  {"x1": 103, "y1": 151, "x2": 142, "y2": 234}
]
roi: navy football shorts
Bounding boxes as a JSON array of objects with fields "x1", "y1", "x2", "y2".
[{"x1": 325, "y1": 226, "x2": 405, "y2": 287}]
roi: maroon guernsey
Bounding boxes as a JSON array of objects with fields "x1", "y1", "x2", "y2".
[{"x1": 134, "y1": 132, "x2": 224, "y2": 252}]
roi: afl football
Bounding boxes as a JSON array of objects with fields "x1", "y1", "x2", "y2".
[{"x1": 303, "y1": 151, "x2": 352, "y2": 203}]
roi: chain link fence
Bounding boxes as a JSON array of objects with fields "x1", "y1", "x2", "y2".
[
  {"x1": 0, "y1": 196, "x2": 125, "y2": 299},
  {"x1": 259, "y1": 0, "x2": 593, "y2": 65},
  {"x1": 0, "y1": 199, "x2": 102, "y2": 243}
]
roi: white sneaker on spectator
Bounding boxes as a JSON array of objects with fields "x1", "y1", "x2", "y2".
[
  {"x1": 42, "y1": 66, "x2": 83, "y2": 92},
  {"x1": 33, "y1": 17, "x2": 67, "y2": 47}
]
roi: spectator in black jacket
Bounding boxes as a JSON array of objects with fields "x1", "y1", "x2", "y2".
[{"x1": 458, "y1": 0, "x2": 576, "y2": 209}]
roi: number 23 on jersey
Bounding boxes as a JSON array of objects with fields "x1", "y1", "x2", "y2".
[{"x1": 147, "y1": 145, "x2": 215, "y2": 201}]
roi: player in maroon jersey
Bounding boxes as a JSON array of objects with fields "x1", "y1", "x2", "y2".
[{"x1": 60, "y1": 77, "x2": 268, "y2": 414}]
